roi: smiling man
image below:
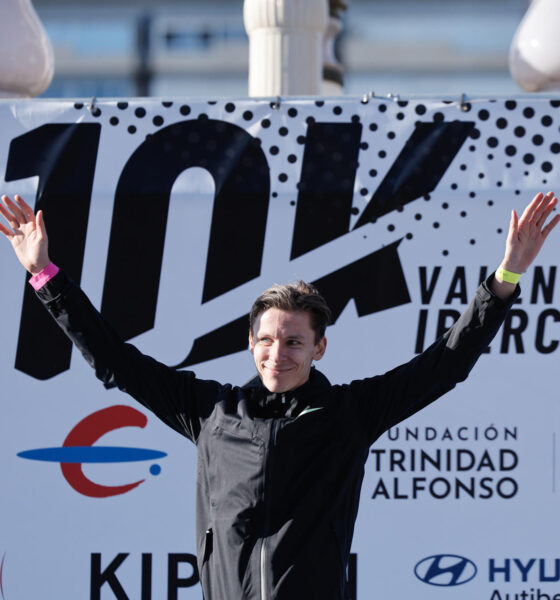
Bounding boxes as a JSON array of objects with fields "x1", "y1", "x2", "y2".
[
  {"x1": 249, "y1": 282, "x2": 328, "y2": 393},
  {"x1": 1, "y1": 192, "x2": 559, "y2": 600}
]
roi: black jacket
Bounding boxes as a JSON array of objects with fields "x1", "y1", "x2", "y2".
[{"x1": 36, "y1": 272, "x2": 518, "y2": 600}]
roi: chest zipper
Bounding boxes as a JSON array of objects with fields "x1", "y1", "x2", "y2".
[{"x1": 260, "y1": 416, "x2": 279, "y2": 600}]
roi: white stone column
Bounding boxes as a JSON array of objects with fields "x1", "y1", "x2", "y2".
[
  {"x1": 243, "y1": 0, "x2": 328, "y2": 97},
  {"x1": 509, "y1": 0, "x2": 560, "y2": 92},
  {"x1": 322, "y1": 13, "x2": 344, "y2": 95},
  {"x1": 0, "y1": 0, "x2": 54, "y2": 97}
]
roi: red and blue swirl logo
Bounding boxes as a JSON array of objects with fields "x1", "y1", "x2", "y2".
[{"x1": 17, "y1": 405, "x2": 166, "y2": 497}]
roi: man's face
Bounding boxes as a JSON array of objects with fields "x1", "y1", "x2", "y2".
[{"x1": 249, "y1": 308, "x2": 327, "y2": 393}]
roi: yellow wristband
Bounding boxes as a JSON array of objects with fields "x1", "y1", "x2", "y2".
[{"x1": 496, "y1": 267, "x2": 521, "y2": 285}]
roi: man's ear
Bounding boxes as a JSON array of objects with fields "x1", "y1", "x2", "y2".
[
  {"x1": 249, "y1": 332, "x2": 255, "y2": 353},
  {"x1": 313, "y1": 337, "x2": 327, "y2": 361}
]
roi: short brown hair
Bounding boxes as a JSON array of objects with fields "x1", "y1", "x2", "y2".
[{"x1": 249, "y1": 281, "x2": 331, "y2": 343}]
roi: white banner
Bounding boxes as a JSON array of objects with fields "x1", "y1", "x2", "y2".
[{"x1": 0, "y1": 96, "x2": 559, "y2": 599}]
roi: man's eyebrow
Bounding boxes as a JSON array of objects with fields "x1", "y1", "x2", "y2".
[{"x1": 257, "y1": 333, "x2": 305, "y2": 339}]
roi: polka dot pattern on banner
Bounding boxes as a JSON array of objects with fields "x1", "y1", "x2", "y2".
[{"x1": 71, "y1": 96, "x2": 560, "y2": 262}]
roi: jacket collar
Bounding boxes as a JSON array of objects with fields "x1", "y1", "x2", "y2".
[{"x1": 243, "y1": 367, "x2": 331, "y2": 418}]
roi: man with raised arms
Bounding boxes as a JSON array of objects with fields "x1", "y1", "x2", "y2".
[{"x1": 1, "y1": 192, "x2": 558, "y2": 600}]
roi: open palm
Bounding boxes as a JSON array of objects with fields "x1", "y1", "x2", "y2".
[
  {"x1": 503, "y1": 191, "x2": 560, "y2": 274},
  {"x1": 0, "y1": 195, "x2": 50, "y2": 274}
]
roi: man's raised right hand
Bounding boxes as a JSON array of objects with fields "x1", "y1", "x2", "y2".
[{"x1": 0, "y1": 195, "x2": 50, "y2": 275}]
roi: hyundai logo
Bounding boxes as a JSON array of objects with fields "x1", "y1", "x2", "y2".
[{"x1": 414, "y1": 554, "x2": 477, "y2": 586}]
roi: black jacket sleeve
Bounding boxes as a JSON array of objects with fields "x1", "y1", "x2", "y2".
[
  {"x1": 36, "y1": 270, "x2": 222, "y2": 443},
  {"x1": 346, "y1": 274, "x2": 520, "y2": 446}
]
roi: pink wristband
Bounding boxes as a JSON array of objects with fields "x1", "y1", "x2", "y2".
[{"x1": 29, "y1": 262, "x2": 59, "y2": 291}]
